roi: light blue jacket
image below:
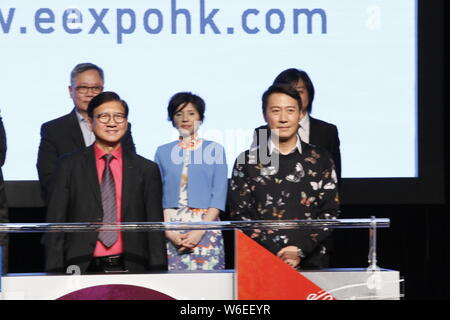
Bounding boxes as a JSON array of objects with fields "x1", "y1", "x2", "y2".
[{"x1": 154, "y1": 140, "x2": 228, "y2": 211}]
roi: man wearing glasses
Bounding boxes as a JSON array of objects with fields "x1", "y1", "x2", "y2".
[
  {"x1": 37, "y1": 63, "x2": 135, "y2": 204},
  {"x1": 45, "y1": 92, "x2": 167, "y2": 274}
]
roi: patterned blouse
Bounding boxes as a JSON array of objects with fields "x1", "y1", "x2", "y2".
[
  {"x1": 228, "y1": 141, "x2": 340, "y2": 268},
  {"x1": 165, "y1": 137, "x2": 225, "y2": 270}
]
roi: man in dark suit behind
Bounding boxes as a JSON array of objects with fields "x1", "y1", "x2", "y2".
[
  {"x1": 308, "y1": 116, "x2": 341, "y2": 181},
  {"x1": 37, "y1": 63, "x2": 135, "y2": 204},
  {"x1": 44, "y1": 92, "x2": 167, "y2": 274}
]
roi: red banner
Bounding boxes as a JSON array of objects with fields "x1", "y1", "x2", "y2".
[{"x1": 235, "y1": 230, "x2": 334, "y2": 300}]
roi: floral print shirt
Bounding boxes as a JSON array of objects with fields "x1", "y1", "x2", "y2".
[{"x1": 228, "y1": 141, "x2": 340, "y2": 268}]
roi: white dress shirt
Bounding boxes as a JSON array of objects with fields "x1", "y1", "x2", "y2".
[
  {"x1": 298, "y1": 112, "x2": 310, "y2": 143},
  {"x1": 75, "y1": 108, "x2": 95, "y2": 147},
  {"x1": 268, "y1": 134, "x2": 302, "y2": 155}
]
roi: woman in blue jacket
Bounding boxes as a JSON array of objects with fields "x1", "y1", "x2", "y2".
[{"x1": 154, "y1": 92, "x2": 227, "y2": 270}]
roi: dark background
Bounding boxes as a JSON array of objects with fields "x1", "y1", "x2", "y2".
[{"x1": 3, "y1": 0, "x2": 449, "y2": 300}]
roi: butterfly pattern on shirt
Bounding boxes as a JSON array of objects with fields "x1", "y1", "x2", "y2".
[{"x1": 228, "y1": 143, "x2": 340, "y2": 266}]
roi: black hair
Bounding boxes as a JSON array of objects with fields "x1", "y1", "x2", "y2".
[
  {"x1": 87, "y1": 91, "x2": 129, "y2": 118},
  {"x1": 261, "y1": 84, "x2": 303, "y2": 115},
  {"x1": 167, "y1": 92, "x2": 205, "y2": 127},
  {"x1": 273, "y1": 68, "x2": 315, "y2": 113}
]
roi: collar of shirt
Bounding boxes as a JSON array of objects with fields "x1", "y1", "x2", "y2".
[
  {"x1": 268, "y1": 134, "x2": 302, "y2": 155},
  {"x1": 74, "y1": 107, "x2": 87, "y2": 122},
  {"x1": 178, "y1": 134, "x2": 203, "y2": 150},
  {"x1": 298, "y1": 112, "x2": 310, "y2": 143},
  {"x1": 94, "y1": 143, "x2": 123, "y2": 162},
  {"x1": 75, "y1": 108, "x2": 96, "y2": 146}
]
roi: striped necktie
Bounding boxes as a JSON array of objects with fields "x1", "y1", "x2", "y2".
[{"x1": 98, "y1": 154, "x2": 118, "y2": 247}]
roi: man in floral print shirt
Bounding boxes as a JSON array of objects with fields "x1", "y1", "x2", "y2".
[{"x1": 228, "y1": 84, "x2": 340, "y2": 269}]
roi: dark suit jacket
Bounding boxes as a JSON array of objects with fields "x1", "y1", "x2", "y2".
[
  {"x1": 44, "y1": 145, "x2": 167, "y2": 274},
  {"x1": 0, "y1": 115, "x2": 6, "y2": 167},
  {"x1": 309, "y1": 116, "x2": 341, "y2": 182},
  {"x1": 254, "y1": 116, "x2": 341, "y2": 182},
  {"x1": 37, "y1": 109, "x2": 136, "y2": 204},
  {"x1": 0, "y1": 115, "x2": 8, "y2": 274}
]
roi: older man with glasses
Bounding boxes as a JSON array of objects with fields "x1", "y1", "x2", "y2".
[{"x1": 36, "y1": 63, "x2": 136, "y2": 204}]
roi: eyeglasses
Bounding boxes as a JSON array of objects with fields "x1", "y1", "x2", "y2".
[
  {"x1": 75, "y1": 86, "x2": 104, "y2": 94},
  {"x1": 95, "y1": 113, "x2": 127, "y2": 124}
]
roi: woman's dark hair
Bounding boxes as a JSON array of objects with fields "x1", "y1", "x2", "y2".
[
  {"x1": 167, "y1": 92, "x2": 205, "y2": 126},
  {"x1": 87, "y1": 91, "x2": 129, "y2": 118},
  {"x1": 273, "y1": 68, "x2": 315, "y2": 113},
  {"x1": 261, "y1": 84, "x2": 302, "y2": 115}
]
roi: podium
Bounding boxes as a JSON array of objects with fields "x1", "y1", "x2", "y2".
[{"x1": 0, "y1": 219, "x2": 402, "y2": 300}]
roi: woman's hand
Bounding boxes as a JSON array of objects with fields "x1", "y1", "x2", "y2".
[
  {"x1": 177, "y1": 207, "x2": 219, "y2": 251},
  {"x1": 179, "y1": 230, "x2": 206, "y2": 250},
  {"x1": 165, "y1": 231, "x2": 187, "y2": 248}
]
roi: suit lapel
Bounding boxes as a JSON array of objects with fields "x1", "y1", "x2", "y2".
[
  {"x1": 121, "y1": 150, "x2": 136, "y2": 221},
  {"x1": 69, "y1": 110, "x2": 87, "y2": 148},
  {"x1": 83, "y1": 145, "x2": 102, "y2": 211},
  {"x1": 308, "y1": 116, "x2": 319, "y2": 145}
]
